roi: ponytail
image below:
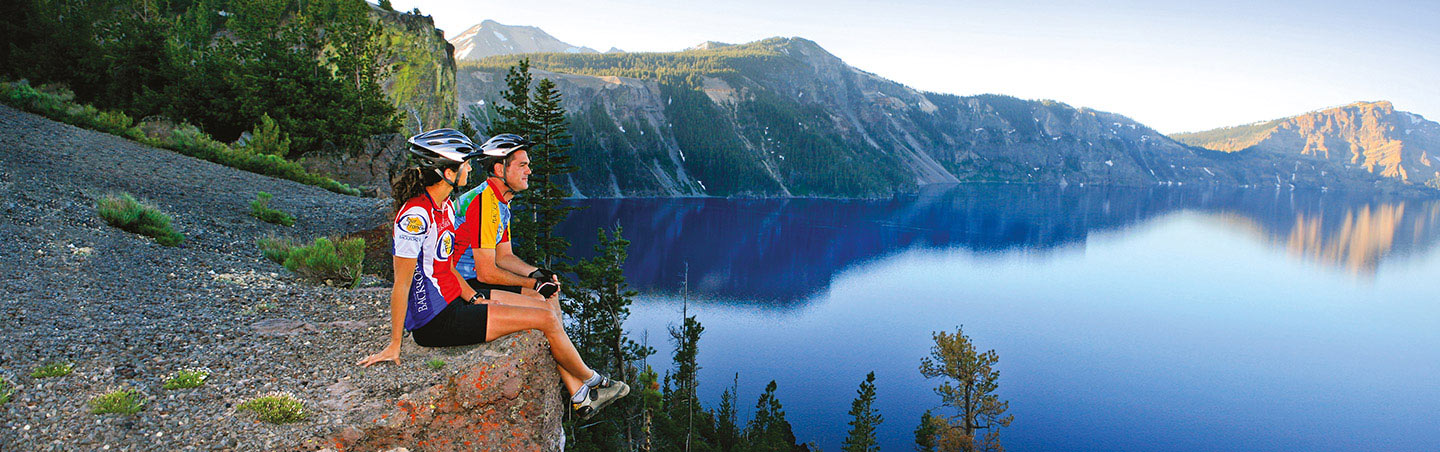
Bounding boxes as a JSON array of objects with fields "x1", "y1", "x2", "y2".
[{"x1": 390, "y1": 167, "x2": 445, "y2": 213}]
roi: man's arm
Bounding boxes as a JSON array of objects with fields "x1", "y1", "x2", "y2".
[
  {"x1": 472, "y1": 245, "x2": 536, "y2": 287},
  {"x1": 494, "y1": 240, "x2": 541, "y2": 279}
]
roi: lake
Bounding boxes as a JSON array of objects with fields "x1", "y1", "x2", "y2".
[{"x1": 557, "y1": 184, "x2": 1440, "y2": 451}]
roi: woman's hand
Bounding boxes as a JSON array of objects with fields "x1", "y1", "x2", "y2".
[{"x1": 357, "y1": 341, "x2": 401, "y2": 367}]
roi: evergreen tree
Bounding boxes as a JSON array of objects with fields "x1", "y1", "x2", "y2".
[
  {"x1": 741, "y1": 381, "x2": 800, "y2": 452},
  {"x1": 378, "y1": 0, "x2": 394, "y2": 11},
  {"x1": 666, "y1": 315, "x2": 705, "y2": 450},
  {"x1": 458, "y1": 114, "x2": 478, "y2": 142},
  {"x1": 914, "y1": 410, "x2": 940, "y2": 452},
  {"x1": 245, "y1": 113, "x2": 292, "y2": 157},
  {"x1": 716, "y1": 374, "x2": 741, "y2": 452},
  {"x1": 515, "y1": 77, "x2": 579, "y2": 267},
  {"x1": 919, "y1": 327, "x2": 1012, "y2": 452},
  {"x1": 842, "y1": 372, "x2": 882, "y2": 452},
  {"x1": 487, "y1": 58, "x2": 534, "y2": 138}
]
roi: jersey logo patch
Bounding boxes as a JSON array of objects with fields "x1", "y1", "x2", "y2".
[
  {"x1": 438, "y1": 230, "x2": 455, "y2": 259},
  {"x1": 399, "y1": 213, "x2": 429, "y2": 235}
]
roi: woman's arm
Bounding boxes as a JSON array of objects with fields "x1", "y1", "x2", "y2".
[{"x1": 357, "y1": 256, "x2": 416, "y2": 367}]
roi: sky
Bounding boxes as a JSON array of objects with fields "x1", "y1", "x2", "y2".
[{"x1": 388, "y1": 0, "x2": 1439, "y2": 134}]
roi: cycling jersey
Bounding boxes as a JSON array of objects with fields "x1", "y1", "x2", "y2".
[
  {"x1": 393, "y1": 192, "x2": 461, "y2": 331},
  {"x1": 453, "y1": 178, "x2": 511, "y2": 280}
]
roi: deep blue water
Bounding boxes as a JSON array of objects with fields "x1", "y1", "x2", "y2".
[{"x1": 556, "y1": 184, "x2": 1440, "y2": 452}]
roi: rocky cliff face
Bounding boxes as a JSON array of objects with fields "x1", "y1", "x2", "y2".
[
  {"x1": 1172, "y1": 101, "x2": 1440, "y2": 186},
  {"x1": 450, "y1": 20, "x2": 598, "y2": 61},
  {"x1": 459, "y1": 37, "x2": 1431, "y2": 197},
  {"x1": 374, "y1": 7, "x2": 458, "y2": 134}
]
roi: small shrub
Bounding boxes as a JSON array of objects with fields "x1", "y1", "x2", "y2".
[
  {"x1": 426, "y1": 359, "x2": 445, "y2": 370},
  {"x1": 163, "y1": 369, "x2": 210, "y2": 390},
  {"x1": 90, "y1": 389, "x2": 145, "y2": 415},
  {"x1": 256, "y1": 235, "x2": 293, "y2": 264},
  {"x1": 256, "y1": 236, "x2": 366, "y2": 287},
  {"x1": 250, "y1": 192, "x2": 296, "y2": 226},
  {"x1": 238, "y1": 393, "x2": 307, "y2": 424},
  {"x1": 32, "y1": 362, "x2": 73, "y2": 378},
  {"x1": 244, "y1": 114, "x2": 292, "y2": 157},
  {"x1": 96, "y1": 193, "x2": 185, "y2": 246},
  {"x1": 0, "y1": 376, "x2": 14, "y2": 405}
]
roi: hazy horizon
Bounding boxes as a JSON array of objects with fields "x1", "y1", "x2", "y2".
[{"x1": 386, "y1": 0, "x2": 1438, "y2": 135}]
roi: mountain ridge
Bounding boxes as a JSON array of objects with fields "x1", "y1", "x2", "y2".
[
  {"x1": 456, "y1": 34, "x2": 1435, "y2": 197},
  {"x1": 1172, "y1": 101, "x2": 1440, "y2": 186},
  {"x1": 449, "y1": 20, "x2": 598, "y2": 61}
]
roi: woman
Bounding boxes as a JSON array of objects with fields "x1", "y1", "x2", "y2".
[{"x1": 358, "y1": 128, "x2": 628, "y2": 420}]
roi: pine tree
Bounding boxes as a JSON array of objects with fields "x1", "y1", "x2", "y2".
[
  {"x1": 378, "y1": 0, "x2": 394, "y2": 11},
  {"x1": 716, "y1": 374, "x2": 741, "y2": 452},
  {"x1": 741, "y1": 381, "x2": 799, "y2": 452},
  {"x1": 515, "y1": 77, "x2": 579, "y2": 268},
  {"x1": 914, "y1": 410, "x2": 940, "y2": 452},
  {"x1": 245, "y1": 113, "x2": 292, "y2": 157},
  {"x1": 919, "y1": 326, "x2": 1013, "y2": 452},
  {"x1": 842, "y1": 372, "x2": 882, "y2": 452},
  {"x1": 666, "y1": 315, "x2": 705, "y2": 450},
  {"x1": 487, "y1": 58, "x2": 534, "y2": 138}
]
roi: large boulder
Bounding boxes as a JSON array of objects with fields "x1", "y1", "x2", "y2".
[{"x1": 316, "y1": 330, "x2": 565, "y2": 452}]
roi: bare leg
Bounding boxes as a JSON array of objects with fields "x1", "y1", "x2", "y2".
[
  {"x1": 485, "y1": 303, "x2": 589, "y2": 395},
  {"x1": 489, "y1": 290, "x2": 560, "y2": 316}
]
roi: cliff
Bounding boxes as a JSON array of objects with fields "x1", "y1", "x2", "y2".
[
  {"x1": 372, "y1": 6, "x2": 458, "y2": 134},
  {"x1": 460, "y1": 37, "x2": 1431, "y2": 197},
  {"x1": 1172, "y1": 101, "x2": 1440, "y2": 187}
]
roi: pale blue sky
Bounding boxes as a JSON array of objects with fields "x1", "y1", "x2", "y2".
[{"x1": 391, "y1": 0, "x2": 1439, "y2": 134}]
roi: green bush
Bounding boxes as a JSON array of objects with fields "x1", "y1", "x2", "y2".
[
  {"x1": 0, "y1": 376, "x2": 14, "y2": 405},
  {"x1": 0, "y1": 80, "x2": 359, "y2": 196},
  {"x1": 250, "y1": 192, "x2": 296, "y2": 226},
  {"x1": 256, "y1": 236, "x2": 365, "y2": 287},
  {"x1": 243, "y1": 113, "x2": 291, "y2": 157},
  {"x1": 426, "y1": 359, "x2": 445, "y2": 370},
  {"x1": 90, "y1": 389, "x2": 145, "y2": 415},
  {"x1": 96, "y1": 193, "x2": 185, "y2": 246},
  {"x1": 238, "y1": 393, "x2": 307, "y2": 424},
  {"x1": 31, "y1": 361, "x2": 73, "y2": 378},
  {"x1": 163, "y1": 369, "x2": 209, "y2": 390},
  {"x1": 0, "y1": 81, "x2": 143, "y2": 140}
]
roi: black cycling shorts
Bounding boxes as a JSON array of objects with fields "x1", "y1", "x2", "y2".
[
  {"x1": 466, "y1": 279, "x2": 523, "y2": 299},
  {"x1": 411, "y1": 297, "x2": 489, "y2": 347}
]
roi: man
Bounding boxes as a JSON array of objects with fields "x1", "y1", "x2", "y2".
[{"x1": 452, "y1": 133, "x2": 562, "y2": 314}]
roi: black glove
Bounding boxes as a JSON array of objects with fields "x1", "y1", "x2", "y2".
[
  {"x1": 534, "y1": 279, "x2": 559, "y2": 298},
  {"x1": 528, "y1": 268, "x2": 556, "y2": 282}
]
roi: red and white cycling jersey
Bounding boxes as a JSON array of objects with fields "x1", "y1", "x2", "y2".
[{"x1": 393, "y1": 192, "x2": 461, "y2": 330}]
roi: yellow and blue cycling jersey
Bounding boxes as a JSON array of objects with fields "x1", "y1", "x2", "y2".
[{"x1": 453, "y1": 178, "x2": 511, "y2": 280}]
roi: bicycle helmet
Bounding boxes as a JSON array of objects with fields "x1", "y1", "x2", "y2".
[
  {"x1": 407, "y1": 128, "x2": 478, "y2": 168},
  {"x1": 478, "y1": 133, "x2": 532, "y2": 158}
]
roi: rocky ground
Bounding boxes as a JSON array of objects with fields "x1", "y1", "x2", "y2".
[{"x1": 0, "y1": 105, "x2": 562, "y2": 451}]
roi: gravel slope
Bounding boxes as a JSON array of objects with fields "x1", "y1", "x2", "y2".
[{"x1": 0, "y1": 105, "x2": 461, "y2": 450}]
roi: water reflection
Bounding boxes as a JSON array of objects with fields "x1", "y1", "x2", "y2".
[{"x1": 557, "y1": 185, "x2": 1440, "y2": 302}]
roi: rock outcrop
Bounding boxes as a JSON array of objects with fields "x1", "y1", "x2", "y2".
[
  {"x1": 373, "y1": 7, "x2": 458, "y2": 134},
  {"x1": 318, "y1": 331, "x2": 564, "y2": 452},
  {"x1": 1172, "y1": 101, "x2": 1440, "y2": 186}
]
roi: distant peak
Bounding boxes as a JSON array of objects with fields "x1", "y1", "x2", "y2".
[{"x1": 688, "y1": 41, "x2": 733, "y2": 51}]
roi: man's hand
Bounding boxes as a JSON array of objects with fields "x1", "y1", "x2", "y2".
[
  {"x1": 528, "y1": 268, "x2": 557, "y2": 282},
  {"x1": 534, "y1": 279, "x2": 560, "y2": 298},
  {"x1": 357, "y1": 341, "x2": 402, "y2": 367}
]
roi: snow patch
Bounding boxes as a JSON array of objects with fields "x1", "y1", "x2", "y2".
[
  {"x1": 455, "y1": 45, "x2": 473, "y2": 59},
  {"x1": 492, "y1": 30, "x2": 508, "y2": 42}
]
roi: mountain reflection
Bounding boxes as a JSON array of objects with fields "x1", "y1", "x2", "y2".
[{"x1": 556, "y1": 185, "x2": 1440, "y2": 304}]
